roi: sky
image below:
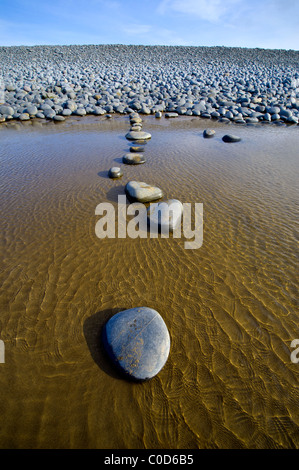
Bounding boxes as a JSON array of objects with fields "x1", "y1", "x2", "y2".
[{"x1": 0, "y1": 0, "x2": 298, "y2": 50}]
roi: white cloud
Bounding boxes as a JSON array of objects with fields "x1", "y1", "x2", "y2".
[
  {"x1": 123, "y1": 24, "x2": 152, "y2": 35},
  {"x1": 157, "y1": 0, "x2": 240, "y2": 22}
]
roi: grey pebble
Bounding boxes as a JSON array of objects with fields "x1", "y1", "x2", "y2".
[
  {"x1": 108, "y1": 167, "x2": 123, "y2": 178},
  {"x1": 222, "y1": 134, "x2": 242, "y2": 142},
  {"x1": 0, "y1": 45, "x2": 298, "y2": 128},
  {"x1": 203, "y1": 129, "x2": 215, "y2": 138}
]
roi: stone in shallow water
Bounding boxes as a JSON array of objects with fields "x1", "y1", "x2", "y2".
[
  {"x1": 130, "y1": 116, "x2": 143, "y2": 124},
  {"x1": 125, "y1": 131, "x2": 151, "y2": 141},
  {"x1": 125, "y1": 181, "x2": 163, "y2": 202},
  {"x1": 122, "y1": 153, "x2": 146, "y2": 165},
  {"x1": 165, "y1": 112, "x2": 178, "y2": 118},
  {"x1": 108, "y1": 167, "x2": 123, "y2": 178},
  {"x1": 102, "y1": 307, "x2": 170, "y2": 381},
  {"x1": 130, "y1": 126, "x2": 142, "y2": 132},
  {"x1": 130, "y1": 146, "x2": 145, "y2": 153},
  {"x1": 222, "y1": 134, "x2": 241, "y2": 143},
  {"x1": 203, "y1": 129, "x2": 215, "y2": 138},
  {"x1": 147, "y1": 199, "x2": 183, "y2": 232}
]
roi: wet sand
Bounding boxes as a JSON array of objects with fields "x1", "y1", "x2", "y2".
[{"x1": 0, "y1": 116, "x2": 298, "y2": 448}]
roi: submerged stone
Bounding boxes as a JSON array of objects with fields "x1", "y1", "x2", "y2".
[
  {"x1": 222, "y1": 134, "x2": 242, "y2": 142},
  {"x1": 108, "y1": 166, "x2": 123, "y2": 178},
  {"x1": 122, "y1": 153, "x2": 146, "y2": 165},
  {"x1": 125, "y1": 131, "x2": 151, "y2": 141},
  {"x1": 130, "y1": 146, "x2": 145, "y2": 152},
  {"x1": 125, "y1": 181, "x2": 163, "y2": 202},
  {"x1": 203, "y1": 129, "x2": 215, "y2": 138},
  {"x1": 102, "y1": 307, "x2": 170, "y2": 381},
  {"x1": 147, "y1": 199, "x2": 183, "y2": 232}
]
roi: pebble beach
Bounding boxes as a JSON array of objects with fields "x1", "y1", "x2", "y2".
[{"x1": 0, "y1": 44, "x2": 299, "y2": 124}]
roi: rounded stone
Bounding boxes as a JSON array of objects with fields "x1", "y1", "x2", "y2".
[
  {"x1": 222, "y1": 134, "x2": 241, "y2": 143},
  {"x1": 125, "y1": 131, "x2": 151, "y2": 141},
  {"x1": 203, "y1": 129, "x2": 215, "y2": 138},
  {"x1": 19, "y1": 113, "x2": 30, "y2": 121},
  {"x1": 125, "y1": 181, "x2": 163, "y2": 202},
  {"x1": 108, "y1": 167, "x2": 123, "y2": 178},
  {"x1": 130, "y1": 146, "x2": 145, "y2": 153},
  {"x1": 102, "y1": 307, "x2": 170, "y2": 381},
  {"x1": 130, "y1": 116, "x2": 142, "y2": 124},
  {"x1": 53, "y1": 115, "x2": 65, "y2": 122},
  {"x1": 0, "y1": 105, "x2": 14, "y2": 116},
  {"x1": 62, "y1": 109, "x2": 72, "y2": 116},
  {"x1": 147, "y1": 199, "x2": 183, "y2": 232},
  {"x1": 25, "y1": 105, "x2": 38, "y2": 116},
  {"x1": 123, "y1": 153, "x2": 146, "y2": 165},
  {"x1": 165, "y1": 112, "x2": 178, "y2": 118},
  {"x1": 75, "y1": 108, "x2": 86, "y2": 116},
  {"x1": 131, "y1": 140, "x2": 148, "y2": 145},
  {"x1": 130, "y1": 125, "x2": 142, "y2": 132}
]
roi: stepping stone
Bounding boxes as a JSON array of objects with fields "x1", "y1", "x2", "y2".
[
  {"x1": 125, "y1": 131, "x2": 151, "y2": 141},
  {"x1": 130, "y1": 117, "x2": 143, "y2": 124},
  {"x1": 122, "y1": 153, "x2": 146, "y2": 165},
  {"x1": 125, "y1": 181, "x2": 163, "y2": 202},
  {"x1": 130, "y1": 146, "x2": 145, "y2": 153},
  {"x1": 165, "y1": 112, "x2": 178, "y2": 118},
  {"x1": 203, "y1": 129, "x2": 215, "y2": 138},
  {"x1": 222, "y1": 134, "x2": 241, "y2": 142},
  {"x1": 108, "y1": 167, "x2": 123, "y2": 178},
  {"x1": 102, "y1": 307, "x2": 170, "y2": 381},
  {"x1": 131, "y1": 140, "x2": 148, "y2": 145},
  {"x1": 147, "y1": 199, "x2": 183, "y2": 232}
]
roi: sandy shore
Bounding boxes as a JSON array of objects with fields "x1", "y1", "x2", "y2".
[{"x1": 0, "y1": 114, "x2": 298, "y2": 448}]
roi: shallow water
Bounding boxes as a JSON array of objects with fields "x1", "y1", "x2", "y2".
[{"x1": 0, "y1": 116, "x2": 298, "y2": 449}]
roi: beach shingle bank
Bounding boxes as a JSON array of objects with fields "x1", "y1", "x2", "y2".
[{"x1": 0, "y1": 44, "x2": 298, "y2": 125}]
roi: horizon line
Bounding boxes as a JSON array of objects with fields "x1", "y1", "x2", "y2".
[{"x1": 0, "y1": 43, "x2": 299, "y2": 52}]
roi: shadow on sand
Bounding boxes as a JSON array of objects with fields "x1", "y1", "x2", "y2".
[{"x1": 83, "y1": 307, "x2": 128, "y2": 380}]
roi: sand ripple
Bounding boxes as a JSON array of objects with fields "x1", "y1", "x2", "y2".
[{"x1": 0, "y1": 116, "x2": 298, "y2": 448}]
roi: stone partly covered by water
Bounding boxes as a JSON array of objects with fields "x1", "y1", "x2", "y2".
[
  {"x1": 130, "y1": 146, "x2": 145, "y2": 153},
  {"x1": 102, "y1": 307, "x2": 171, "y2": 381},
  {"x1": 147, "y1": 199, "x2": 183, "y2": 232},
  {"x1": 108, "y1": 166, "x2": 123, "y2": 178},
  {"x1": 222, "y1": 134, "x2": 242, "y2": 142},
  {"x1": 0, "y1": 45, "x2": 298, "y2": 125},
  {"x1": 203, "y1": 129, "x2": 216, "y2": 138},
  {"x1": 122, "y1": 153, "x2": 146, "y2": 165},
  {"x1": 125, "y1": 181, "x2": 163, "y2": 202},
  {"x1": 125, "y1": 131, "x2": 152, "y2": 141}
]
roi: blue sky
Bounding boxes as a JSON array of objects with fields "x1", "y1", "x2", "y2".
[{"x1": 0, "y1": 0, "x2": 298, "y2": 50}]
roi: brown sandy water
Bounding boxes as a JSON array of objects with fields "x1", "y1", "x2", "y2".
[{"x1": 0, "y1": 115, "x2": 298, "y2": 449}]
